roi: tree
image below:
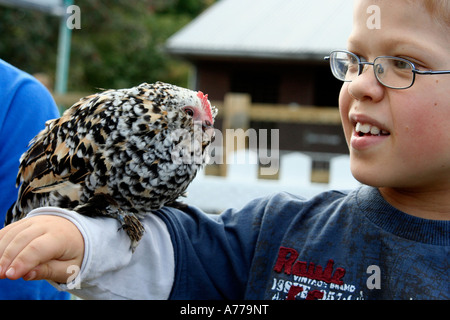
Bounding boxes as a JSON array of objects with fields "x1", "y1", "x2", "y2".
[
  {"x1": 0, "y1": 0, "x2": 214, "y2": 92},
  {"x1": 0, "y1": 7, "x2": 59, "y2": 77}
]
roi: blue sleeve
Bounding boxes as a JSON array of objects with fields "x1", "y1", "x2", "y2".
[
  {"x1": 156, "y1": 191, "x2": 305, "y2": 300},
  {"x1": 157, "y1": 199, "x2": 268, "y2": 299},
  {"x1": 0, "y1": 59, "x2": 68, "y2": 300}
]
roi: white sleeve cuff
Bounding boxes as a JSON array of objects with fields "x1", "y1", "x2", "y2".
[{"x1": 27, "y1": 207, "x2": 174, "y2": 300}]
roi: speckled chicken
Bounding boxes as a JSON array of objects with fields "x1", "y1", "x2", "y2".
[{"x1": 5, "y1": 82, "x2": 217, "y2": 250}]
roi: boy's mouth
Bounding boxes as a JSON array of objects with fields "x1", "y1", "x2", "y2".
[
  {"x1": 355, "y1": 122, "x2": 390, "y2": 137},
  {"x1": 350, "y1": 121, "x2": 390, "y2": 151}
]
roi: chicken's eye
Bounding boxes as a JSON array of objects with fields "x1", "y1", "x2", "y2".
[{"x1": 183, "y1": 107, "x2": 195, "y2": 117}]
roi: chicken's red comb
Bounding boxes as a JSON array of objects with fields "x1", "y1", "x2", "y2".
[{"x1": 197, "y1": 91, "x2": 213, "y2": 122}]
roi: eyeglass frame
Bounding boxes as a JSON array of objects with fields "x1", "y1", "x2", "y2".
[{"x1": 324, "y1": 50, "x2": 450, "y2": 89}]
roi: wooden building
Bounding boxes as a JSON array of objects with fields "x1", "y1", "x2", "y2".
[{"x1": 166, "y1": 0, "x2": 353, "y2": 160}]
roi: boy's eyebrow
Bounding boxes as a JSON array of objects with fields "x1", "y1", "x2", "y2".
[
  {"x1": 346, "y1": 36, "x2": 371, "y2": 53},
  {"x1": 346, "y1": 37, "x2": 362, "y2": 51},
  {"x1": 346, "y1": 35, "x2": 430, "y2": 56}
]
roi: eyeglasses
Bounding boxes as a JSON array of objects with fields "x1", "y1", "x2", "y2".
[{"x1": 324, "y1": 50, "x2": 450, "y2": 89}]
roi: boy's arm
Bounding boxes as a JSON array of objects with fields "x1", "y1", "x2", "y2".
[{"x1": 0, "y1": 208, "x2": 175, "y2": 299}]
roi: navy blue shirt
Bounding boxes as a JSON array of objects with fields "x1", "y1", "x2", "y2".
[
  {"x1": 0, "y1": 59, "x2": 69, "y2": 299},
  {"x1": 157, "y1": 186, "x2": 449, "y2": 300}
]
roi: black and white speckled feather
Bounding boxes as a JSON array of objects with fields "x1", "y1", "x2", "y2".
[{"x1": 5, "y1": 82, "x2": 217, "y2": 250}]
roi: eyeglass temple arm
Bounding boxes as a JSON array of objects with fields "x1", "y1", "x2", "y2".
[{"x1": 414, "y1": 69, "x2": 450, "y2": 75}]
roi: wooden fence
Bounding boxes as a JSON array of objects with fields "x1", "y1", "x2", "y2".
[
  {"x1": 208, "y1": 93, "x2": 342, "y2": 182},
  {"x1": 216, "y1": 92, "x2": 341, "y2": 127}
]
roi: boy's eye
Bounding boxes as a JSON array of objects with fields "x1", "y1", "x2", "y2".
[
  {"x1": 353, "y1": 53, "x2": 367, "y2": 63},
  {"x1": 348, "y1": 54, "x2": 359, "y2": 64},
  {"x1": 398, "y1": 56, "x2": 428, "y2": 70},
  {"x1": 393, "y1": 60, "x2": 410, "y2": 69}
]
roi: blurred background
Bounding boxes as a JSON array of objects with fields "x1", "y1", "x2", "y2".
[
  {"x1": 0, "y1": 0, "x2": 359, "y2": 211},
  {"x1": 0, "y1": 0, "x2": 214, "y2": 92}
]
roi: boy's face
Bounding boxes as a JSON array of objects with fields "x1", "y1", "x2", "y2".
[{"x1": 340, "y1": 0, "x2": 450, "y2": 191}]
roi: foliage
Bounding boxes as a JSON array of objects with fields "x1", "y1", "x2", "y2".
[
  {"x1": 0, "y1": 8, "x2": 59, "y2": 77},
  {"x1": 0, "y1": 0, "x2": 214, "y2": 91}
]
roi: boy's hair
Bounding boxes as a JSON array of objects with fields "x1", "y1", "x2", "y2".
[
  {"x1": 371, "y1": 0, "x2": 450, "y2": 29},
  {"x1": 422, "y1": 0, "x2": 450, "y2": 28}
]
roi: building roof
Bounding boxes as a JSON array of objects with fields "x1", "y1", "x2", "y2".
[{"x1": 166, "y1": 0, "x2": 354, "y2": 61}]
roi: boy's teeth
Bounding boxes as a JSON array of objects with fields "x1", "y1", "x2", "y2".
[
  {"x1": 370, "y1": 126, "x2": 380, "y2": 135},
  {"x1": 356, "y1": 122, "x2": 371, "y2": 134},
  {"x1": 355, "y1": 122, "x2": 387, "y2": 136}
]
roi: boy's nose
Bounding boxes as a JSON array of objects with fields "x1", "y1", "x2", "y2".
[{"x1": 347, "y1": 68, "x2": 385, "y2": 103}]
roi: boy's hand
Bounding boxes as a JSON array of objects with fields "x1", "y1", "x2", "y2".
[{"x1": 0, "y1": 215, "x2": 84, "y2": 284}]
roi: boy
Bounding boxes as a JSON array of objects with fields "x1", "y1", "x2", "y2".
[{"x1": 0, "y1": 0, "x2": 448, "y2": 300}]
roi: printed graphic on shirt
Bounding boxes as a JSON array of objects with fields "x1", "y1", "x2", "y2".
[{"x1": 270, "y1": 246, "x2": 365, "y2": 300}]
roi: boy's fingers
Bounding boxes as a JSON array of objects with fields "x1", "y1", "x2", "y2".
[
  {"x1": 0, "y1": 219, "x2": 31, "y2": 257},
  {"x1": 4, "y1": 224, "x2": 80, "y2": 282},
  {"x1": 24, "y1": 259, "x2": 81, "y2": 284},
  {"x1": 2, "y1": 232, "x2": 57, "y2": 280},
  {"x1": 0, "y1": 215, "x2": 84, "y2": 283},
  {"x1": 0, "y1": 220, "x2": 42, "y2": 278}
]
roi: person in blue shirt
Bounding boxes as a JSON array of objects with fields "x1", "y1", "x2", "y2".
[{"x1": 0, "y1": 58, "x2": 70, "y2": 299}]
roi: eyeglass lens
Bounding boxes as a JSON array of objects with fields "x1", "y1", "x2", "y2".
[
  {"x1": 330, "y1": 51, "x2": 414, "y2": 89},
  {"x1": 374, "y1": 57, "x2": 413, "y2": 89}
]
